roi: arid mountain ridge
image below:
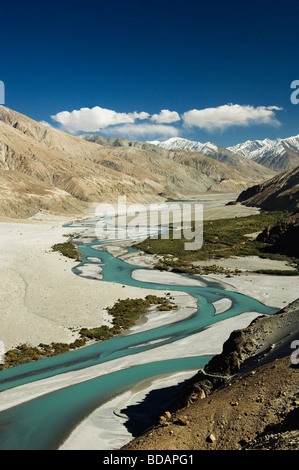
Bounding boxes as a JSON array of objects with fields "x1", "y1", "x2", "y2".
[
  {"x1": 237, "y1": 166, "x2": 299, "y2": 212},
  {"x1": 237, "y1": 166, "x2": 299, "y2": 257},
  {"x1": 0, "y1": 106, "x2": 274, "y2": 218}
]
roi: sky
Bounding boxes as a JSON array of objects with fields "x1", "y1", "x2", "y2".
[{"x1": 1, "y1": 0, "x2": 299, "y2": 147}]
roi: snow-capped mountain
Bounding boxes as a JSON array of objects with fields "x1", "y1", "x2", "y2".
[
  {"x1": 228, "y1": 138, "x2": 281, "y2": 160},
  {"x1": 148, "y1": 137, "x2": 275, "y2": 181},
  {"x1": 228, "y1": 135, "x2": 299, "y2": 172},
  {"x1": 151, "y1": 134, "x2": 299, "y2": 172},
  {"x1": 228, "y1": 135, "x2": 299, "y2": 159},
  {"x1": 148, "y1": 137, "x2": 220, "y2": 158}
]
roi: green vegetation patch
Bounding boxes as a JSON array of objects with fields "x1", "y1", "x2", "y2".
[
  {"x1": 52, "y1": 240, "x2": 81, "y2": 261},
  {"x1": 0, "y1": 295, "x2": 177, "y2": 370},
  {"x1": 79, "y1": 295, "x2": 177, "y2": 341},
  {"x1": 134, "y1": 211, "x2": 299, "y2": 275},
  {"x1": 0, "y1": 338, "x2": 87, "y2": 370}
]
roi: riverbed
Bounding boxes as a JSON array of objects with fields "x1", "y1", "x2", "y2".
[{"x1": 0, "y1": 211, "x2": 279, "y2": 450}]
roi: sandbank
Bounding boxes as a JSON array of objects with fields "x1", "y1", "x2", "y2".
[{"x1": 0, "y1": 216, "x2": 169, "y2": 351}]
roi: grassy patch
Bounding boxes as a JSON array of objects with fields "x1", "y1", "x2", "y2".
[
  {"x1": 254, "y1": 269, "x2": 299, "y2": 275},
  {"x1": 0, "y1": 338, "x2": 87, "y2": 370},
  {"x1": 79, "y1": 295, "x2": 177, "y2": 341},
  {"x1": 0, "y1": 295, "x2": 177, "y2": 370},
  {"x1": 52, "y1": 240, "x2": 81, "y2": 261},
  {"x1": 134, "y1": 211, "x2": 299, "y2": 275}
]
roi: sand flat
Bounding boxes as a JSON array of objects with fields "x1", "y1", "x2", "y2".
[
  {"x1": 0, "y1": 218, "x2": 168, "y2": 350},
  {"x1": 131, "y1": 268, "x2": 205, "y2": 286},
  {"x1": 204, "y1": 272, "x2": 299, "y2": 309},
  {"x1": 1, "y1": 198, "x2": 296, "y2": 351},
  {"x1": 194, "y1": 255, "x2": 296, "y2": 272}
]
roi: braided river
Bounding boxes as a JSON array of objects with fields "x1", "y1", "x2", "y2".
[{"x1": 0, "y1": 217, "x2": 277, "y2": 450}]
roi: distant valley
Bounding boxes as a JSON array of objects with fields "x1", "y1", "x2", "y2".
[{"x1": 0, "y1": 106, "x2": 274, "y2": 218}]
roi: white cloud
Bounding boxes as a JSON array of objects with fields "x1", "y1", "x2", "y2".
[
  {"x1": 50, "y1": 106, "x2": 150, "y2": 134},
  {"x1": 151, "y1": 109, "x2": 181, "y2": 124},
  {"x1": 182, "y1": 104, "x2": 283, "y2": 132},
  {"x1": 130, "y1": 111, "x2": 150, "y2": 120},
  {"x1": 49, "y1": 103, "x2": 282, "y2": 139},
  {"x1": 100, "y1": 123, "x2": 180, "y2": 139}
]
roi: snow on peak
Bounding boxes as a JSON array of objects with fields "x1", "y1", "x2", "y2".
[
  {"x1": 149, "y1": 132, "x2": 299, "y2": 167},
  {"x1": 150, "y1": 137, "x2": 220, "y2": 157},
  {"x1": 228, "y1": 134, "x2": 299, "y2": 160}
]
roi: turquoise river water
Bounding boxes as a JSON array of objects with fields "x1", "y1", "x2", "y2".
[{"x1": 0, "y1": 219, "x2": 278, "y2": 450}]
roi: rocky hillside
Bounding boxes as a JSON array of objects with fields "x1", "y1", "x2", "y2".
[
  {"x1": 237, "y1": 166, "x2": 299, "y2": 212},
  {"x1": 0, "y1": 106, "x2": 275, "y2": 219},
  {"x1": 145, "y1": 136, "x2": 276, "y2": 182},
  {"x1": 81, "y1": 134, "x2": 263, "y2": 192},
  {"x1": 122, "y1": 299, "x2": 299, "y2": 451}
]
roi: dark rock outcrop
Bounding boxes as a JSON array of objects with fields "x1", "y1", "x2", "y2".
[
  {"x1": 176, "y1": 298, "x2": 299, "y2": 407},
  {"x1": 256, "y1": 211, "x2": 299, "y2": 257},
  {"x1": 122, "y1": 299, "x2": 299, "y2": 451}
]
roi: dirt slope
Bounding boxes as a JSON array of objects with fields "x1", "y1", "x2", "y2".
[{"x1": 237, "y1": 166, "x2": 299, "y2": 212}]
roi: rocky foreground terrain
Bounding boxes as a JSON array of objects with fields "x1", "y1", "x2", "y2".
[{"x1": 122, "y1": 299, "x2": 299, "y2": 450}]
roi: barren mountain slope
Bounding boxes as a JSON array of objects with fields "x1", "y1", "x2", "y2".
[
  {"x1": 256, "y1": 210, "x2": 299, "y2": 257},
  {"x1": 237, "y1": 166, "x2": 299, "y2": 212},
  {"x1": 84, "y1": 134, "x2": 275, "y2": 186}
]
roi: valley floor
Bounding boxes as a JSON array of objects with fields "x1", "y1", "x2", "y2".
[
  {"x1": 0, "y1": 213, "x2": 168, "y2": 351},
  {"x1": 0, "y1": 196, "x2": 298, "y2": 451},
  {"x1": 0, "y1": 195, "x2": 298, "y2": 351}
]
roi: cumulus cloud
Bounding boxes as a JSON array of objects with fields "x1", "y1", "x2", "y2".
[
  {"x1": 51, "y1": 106, "x2": 150, "y2": 134},
  {"x1": 100, "y1": 123, "x2": 180, "y2": 139},
  {"x1": 49, "y1": 103, "x2": 282, "y2": 139},
  {"x1": 182, "y1": 104, "x2": 283, "y2": 132},
  {"x1": 151, "y1": 109, "x2": 181, "y2": 124},
  {"x1": 130, "y1": 111, "x2": 150, "y2": 120}
]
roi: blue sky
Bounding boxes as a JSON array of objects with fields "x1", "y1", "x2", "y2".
[{"x1": 1, "y1": 0, "x2": 299, "y2": 146}]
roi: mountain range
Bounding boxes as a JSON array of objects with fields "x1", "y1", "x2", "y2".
[
  {"x1": 0, "y1": 106, "x2": 274, "y2": 218},
  {"x1": 151, "y1": 134, "x2": 299, "y2": 172},
  {"x1": 229, "y1": 135, "x2": 299, "y2": 171}
]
